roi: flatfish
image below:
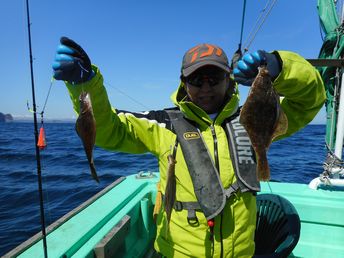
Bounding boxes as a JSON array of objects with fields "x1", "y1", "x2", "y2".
[
  {"x1": 239, "y1": 66, "x2": 288, "y2": 181},
  {"x1": 76, "y1": 91, "x2": 99, "y2": 183}
]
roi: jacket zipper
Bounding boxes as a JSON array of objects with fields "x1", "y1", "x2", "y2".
[
  {"x1": 210, "y1": 125, "x2": 223, "y2": 258},
  {"x1": 210, "y1": 125, "x2": 219, "y2": 171}
]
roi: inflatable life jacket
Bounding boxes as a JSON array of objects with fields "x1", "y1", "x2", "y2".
[{"x1": 166, "y1": 110, "x2": 260, "y2": 222}]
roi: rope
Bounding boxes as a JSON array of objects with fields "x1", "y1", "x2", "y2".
[
  {"x1": 317, "y1": 143, "x2": 344, "y2": 185},
  {"x1": 324, "y1": 143, "x2": 344, "y2": 169},
  {"x1": 243, "y1": 0, "x2": 278, "y2": 52}
]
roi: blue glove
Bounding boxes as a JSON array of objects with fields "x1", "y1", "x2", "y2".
[
  {"x1": 233, "y1": 50, "x2": 281, "y2": 86},
  {"x1": 52, "y1": 37, "x2": 94, "y2": 84}
]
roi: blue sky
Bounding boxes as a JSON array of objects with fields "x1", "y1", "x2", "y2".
[{"x1": 0, "y1": 0, "x2": 330, "y2": 123}]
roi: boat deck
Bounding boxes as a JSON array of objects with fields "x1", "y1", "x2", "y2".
[
  {"x1": 5, "y1": 173, "x2": 344, "y2": 258},
  {"x1": 6, "y1": 174, "x2": 159, "y2": 258},
  {"x1": 260, "y1": 181, "x2": 344, "y2": 258}
]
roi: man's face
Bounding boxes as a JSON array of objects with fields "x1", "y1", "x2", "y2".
[{"x1": 184, "y1": 66, "x2": 231, "y2": 114}]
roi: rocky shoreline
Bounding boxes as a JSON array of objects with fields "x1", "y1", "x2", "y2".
[{"x1": 0, "y1": 112, "x2": 13, "y2": 122}]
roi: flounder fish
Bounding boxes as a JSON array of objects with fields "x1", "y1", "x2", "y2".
[
  {"x1": 76, "y1": 92, "x2": 99, "y2": 183},
  {"x1": 239, "y1": 66, "x2": 288, "y2": 181}
]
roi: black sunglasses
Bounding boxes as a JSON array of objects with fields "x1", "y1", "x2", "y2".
[{"x1": 183, "y1": 71, "x2": 228, "y2": 88}]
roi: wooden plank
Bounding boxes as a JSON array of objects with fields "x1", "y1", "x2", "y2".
[
  {"x1": 306, "y1": 58, "x2": 344, "y2": 67},
  {"x1": 94, "y1": 215, "x2": 131, "y2": 258}
]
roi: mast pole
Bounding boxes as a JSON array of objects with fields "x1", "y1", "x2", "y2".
[
  {"x1": 25, "y1": 0, "x2": 48, "y2": 256},
  {"x1": 334, "y1": 2, "x2": 344, "y2": 163},
  {"x1": 334, "y1": 74, "x2": 344, "y2": 161}
]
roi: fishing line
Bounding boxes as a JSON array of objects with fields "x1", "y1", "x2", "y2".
[
  {"x1": 243, "y1": 0, "x2": 277, "y2": 52},
  {"x1": 26, "y1": 78, "x2": 55, "y2": 116},
  {"x1": 26, "y1": 77, "x2": 58, "y2": 232},
  {"x1": 243, "y1": 0, "x2": 271, "y2": 50},
  {"x1": 41, "y1": 78, "x2": 55, "y2": 115},
  {"x1": 104, "y1": 80, "x2": 150, "y2": 110},
  {"x1": 41, "y1": 175, "x2": 54, "y2": 226},
  {"x1": 32, "y1": 78, "x2": 56, "y2": 226},
  {"x1": 231, "y1": 0, "x2": 277, "y2": 69},
  {"x1": 39, "y1": 78, "x2": 55, "y2": 150},
  {"x1": 77, "y1": 61, "x2": 90, "y2": 85},
  {"x1": 27, "y1": 78, "x2": 55, "y2": 150}
]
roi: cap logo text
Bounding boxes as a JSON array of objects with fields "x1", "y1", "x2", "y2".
[{"x1": 188, "y1": 44, "x2": 223, "y2": 63}]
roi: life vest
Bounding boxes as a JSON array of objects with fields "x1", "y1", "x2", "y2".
[{"x1": 166, "y1": 110, "x2": 260, "y2": 222}]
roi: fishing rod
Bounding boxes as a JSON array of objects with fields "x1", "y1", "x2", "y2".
[
  {"x1": 231, "y1": 0, "x2": 277, "y2": 70},
  {"x1": 238, "y1": 0, "x2": 247, "y2": 53},
  {"x1": 230, "y1": 0, "x2": 246, "y2": 70},
  {"x1": 243, "y1": 0, "x2": 277, "y2": 52},
  {"x1": 25, "y1": 0, "x2": 48, "y2": 257}
]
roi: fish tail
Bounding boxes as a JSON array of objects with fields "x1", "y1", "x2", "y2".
[
  {"x1": 257, "y1": 151, "x2": 270, "y2": 181},
  {"x1": 164, "y1": 154, "x2": 177, "y2": 232},
  {"x1": 90, "y1": 162, "x2": 99, "y2": 183}
]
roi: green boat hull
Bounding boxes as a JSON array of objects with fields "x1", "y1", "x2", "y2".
[{"x1": 4, "y1": 172, "x2": 344, "y2": 258}]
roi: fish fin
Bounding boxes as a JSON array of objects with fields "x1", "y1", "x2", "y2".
[
  {"x1": 75, "y1": 120, "x2": 81, "y2": 138},
  {"x1": 164, "y1": 154, "x2": 176, "y2": 233},
  {"x1": 90, "y1": 162, "x2": 99, "y2": 183},
  {"x1": 272, "y1": 108, "x2": 288, "y2": 141},
  {"x1": 256, "y1": 149, "x2": 270, "y2": 181}
]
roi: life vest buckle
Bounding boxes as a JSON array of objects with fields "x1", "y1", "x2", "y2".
[
  {"x1": 174, "y1": 201, "x2": 183, "y2": 211},
  {"x1": 187, "y1": 213, "x2": 199, "y2": 227}
]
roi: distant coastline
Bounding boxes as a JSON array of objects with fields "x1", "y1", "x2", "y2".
[
  {"x1": 14, "y1": 117, "x2": 75, "y2": 123},
  {"x1": 0, "y1": 112, "x2": 13, "y2": 122},
  {"x1": 0, "y1": 112, "x2": 326, "y2": 125},
  {"x1": 0, "y1": 113, "x2": 75, "y2": 123}
]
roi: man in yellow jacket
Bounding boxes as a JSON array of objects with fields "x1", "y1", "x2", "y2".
[{"x1": 53, "y1": 37, "x2": 325, "y2": 257}]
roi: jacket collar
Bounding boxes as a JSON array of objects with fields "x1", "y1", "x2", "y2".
[{"x1": 171, "y1": 81, "x2": 240, "y2": 128}]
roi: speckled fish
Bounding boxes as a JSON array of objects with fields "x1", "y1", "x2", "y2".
[
  {"x1": 76, "y1": 92, "x2": 99, "y2": 183},
  {"x1": 239, "y1": 66, "x2": 288, "y2": 181},
  {"x1": 164, "y1": 154, "x2": 176, "y2": 231}
]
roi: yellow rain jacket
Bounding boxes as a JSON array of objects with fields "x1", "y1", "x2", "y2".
[{"x1": 66, "y1": 51, "x2": 325, "y2": 257}]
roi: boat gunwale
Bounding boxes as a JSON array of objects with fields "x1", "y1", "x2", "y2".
[{"x1": 4, "y1": 176, "x2": 127, "y2": 258}]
